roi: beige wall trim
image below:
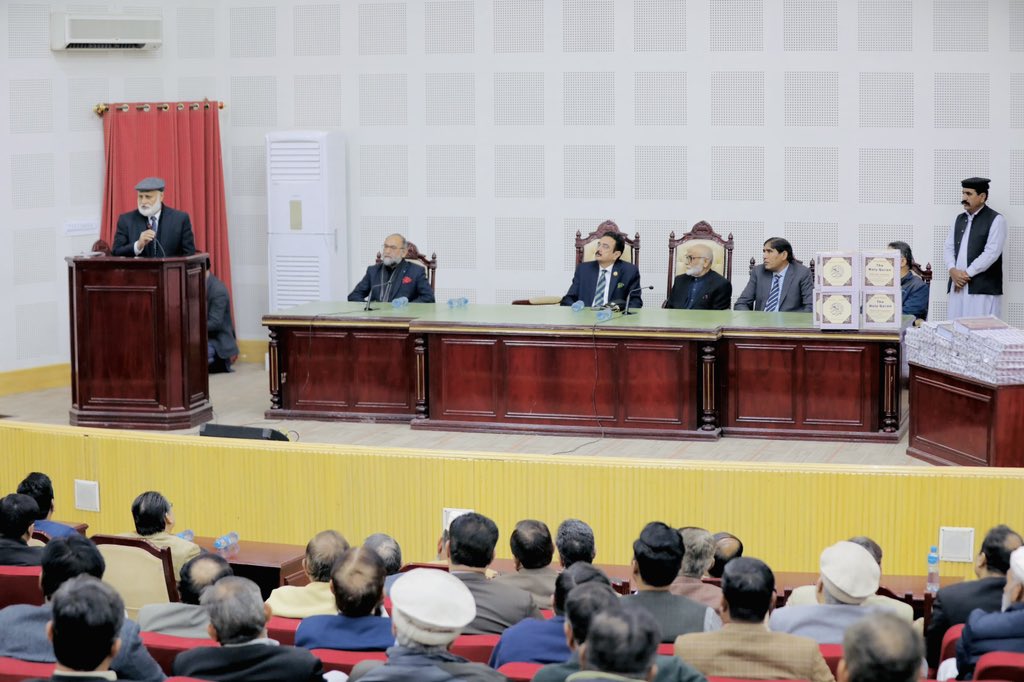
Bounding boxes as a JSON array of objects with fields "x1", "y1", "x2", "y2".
[{"x1": 0, "y1": 364, "x2": 71, "y2": 397}]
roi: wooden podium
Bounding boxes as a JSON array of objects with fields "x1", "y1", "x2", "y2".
[{"x1": 67, "y1": 254, "x2": 213, "y2": 429}]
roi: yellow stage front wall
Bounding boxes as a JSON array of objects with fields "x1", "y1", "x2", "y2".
[{"x1": 2, "y1": 421, "x2": 1020, "y2": 580}]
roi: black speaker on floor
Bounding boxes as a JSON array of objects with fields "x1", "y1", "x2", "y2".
[{"x1": 200, "y1": 423, "x2": 289, "y2": 442}]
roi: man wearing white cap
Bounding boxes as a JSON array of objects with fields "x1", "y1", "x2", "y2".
[
  {"x1": 112, "y1": 176, "x2": 196, "y2": 258},
  {"x1": 349, "y1": 568, "x2": 506, "y2": 682},
  {"x1": 769, "y1": 541, "x2": 881, "y2": 644},
  {"x1": 955, "y1": 546, "x2": 1024, "y2": 679}
]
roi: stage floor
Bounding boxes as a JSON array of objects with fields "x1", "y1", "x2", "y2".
[{"x1": 0, "y1": 362, "x2": 927, "y2": 466}]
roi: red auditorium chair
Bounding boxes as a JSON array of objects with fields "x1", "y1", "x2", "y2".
[
  {"x1": 450, "y1": 634, "x2": 500, "y2": 663},
  {"x1": 140, "y1": 631, "x2": 217, "y2": 674},
  {"x1": 819, "y1": 643, "x2": 842, "y2": 677},
  {"x1": 313, "y1": 648, "x2": 388, "y2": 674},
  {"x1": 707, "y1": 678, "x2": 809, "y2": 682},
  {"x1": 0, "y1": 566, "x2": 44, "y2": 609},
  {"x1": 941, "y1": 623, "x2": 966, "y2": 664},
  {"x1": 974, "y1": 651, "x2": 1024, "y2": 681},
  {"x1": 267, "y1": 615, "x2": 302, "y2": 645},
  {"x1": 498, "y1": 661, "x2": 543, "y2": 681},
  {"x1": 657, "y1": 643, "x2": 674, "y2": 655},
  {"x1": 398, "y1": 562, "x2": 449, "y2": 572},
  {"x1": 0, "y1": 656, "x2": 55, "y2": 681}
]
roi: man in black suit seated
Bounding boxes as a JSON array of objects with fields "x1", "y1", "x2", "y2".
[
  {"x1": 112, "y1": 177, "x2": 196, "y2": 258},
  {"x1": 172, "y1": 576, "x2": 324, "y2": 682},
  {"x1": 0, "y1": 493, "x2": 43, "y2": 566},
  {"x1": 925, "y1": 524, "x2": 1023, "y2": 668},
  {"x1": 28, "y1": 575, "x2": 128, "y2": 682},
  {"x1": 734, "y1": 237, "x2": 813, "y2": 312},
  {"x1": 561, "y1": 231, "x2": 643, "y2": 309},
  {"x1": 206, "y1": 260, "x2": 239, "y2": 374},
  {"x1": 348, "y1": 233, "x2": 435, "y2": 303},
  {"x1": 666, "y1": 244, "x2": 732, "y2": 310}
]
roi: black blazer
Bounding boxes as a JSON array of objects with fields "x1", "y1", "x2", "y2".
[
  {"x1": 560, "y1": 260, "x2": 644, "y2": 308},
  {"x1": 925, "y1": 575, "x2": 1006, "y2": 666},
  {"x1": 0, "y1": 537, "x2": 42, "y2": 566},
  {"x1": 112, "y1": 205, "x2": 196, "y2": 258},
  {"x1": 666, "y1": 270, "x2": 732, "y2": 310},
  {"x1": 173, "y1": 642, "x2": 324, "y2": 682},
  {"x1": 348, "y1": 261, "x2": 435, "y2": 303},
  {"x1": 207, "y1": 273, "x2": 239, "y2": 361}
]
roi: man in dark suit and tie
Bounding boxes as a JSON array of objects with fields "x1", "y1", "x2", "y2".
[
  {"x1": 734, "y1": 237, "x2": 813, "y2": 312},
  {"x1": 112, "y1": 177, "x2": 197, "y2": 258},
  {"x1": 348, "y1": 233, "x2": 435, "y2": 303},
  {"x1": 666, "y1": 243, "x2": 732, "y2": 310},
  {"x1": 561, "y1": 231, "x2": 643, "y2": 309}
]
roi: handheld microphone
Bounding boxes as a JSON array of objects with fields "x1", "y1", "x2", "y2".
[{"x1": 615, "y1": 285, "x2": 654, "y2": 315}]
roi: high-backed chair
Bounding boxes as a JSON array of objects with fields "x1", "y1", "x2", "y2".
[
  {"x1": 375, "y1": 241, "x2": 437, "y2": 290},
  {"x1": 574, "y1": 219, "x2": 640, "y2": 267},
  {"x1": 665, "y1": 221, "x2": 734, "y2": 300},
  {"x1": 91, "y1": 535, "x2": 179, "y2": 619},
  {"x1": 0, "y1": 566, "x2": 44, "y2": 609},
  {"x1": 912, "y1": 260, "x2": 934, "y2": 284}
]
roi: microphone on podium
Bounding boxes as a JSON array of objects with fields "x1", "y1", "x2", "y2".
[{"x1": 613, "y1": 285, "x2": 654, "y2": 315}]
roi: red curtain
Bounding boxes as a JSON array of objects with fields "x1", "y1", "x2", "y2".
[{"x1": 100, "y1": 101, "x2": 233, "y2": 299}]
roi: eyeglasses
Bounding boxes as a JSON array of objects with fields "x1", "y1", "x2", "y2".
[
  {"x1": 684, "y1": 255, "x2": 708, "y2": 262},
  {"x1": 381, "y1": 243, "x2": 403, "y2": 252}
]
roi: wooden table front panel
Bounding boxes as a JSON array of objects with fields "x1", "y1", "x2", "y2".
[
  {"x1": 275, "y1": 327, "x2": 418, "y2": 417},
  {"x1": 427, "y1": 333, "x2": 698, "y2": 431},
  {"x1": 723, "y1": 337, "x2": 881, "y2": 436}
]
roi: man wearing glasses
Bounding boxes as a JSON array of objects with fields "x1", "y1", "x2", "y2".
[
  {"x1": 348, "y1": 233, "x2": 435, "y2": 303},
  {"x1": 666, "y1": 243, "x2": 732, "y2": 310}
]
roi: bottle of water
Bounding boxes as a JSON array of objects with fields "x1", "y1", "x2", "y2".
[
  {"x1": 596, "y1": 308, "x2": 613, "y2": 322},
  {"x1": 571, "y1": 300, "x2": 585, "y2": 312},
  {"x1": 177, "y1": 529, "x2": 194, "y2": 542},
  {"x1": 391, "y1": 296, "x2": 409, "y2": 309},
  {"x1": 447, "y1": 297, "x2": 469, "y2": 308},
  {"x1": 926, "y1": 545, "x2": 940, "y2": 594},
  {"x1": 214, "y1": 532, "x2": 239, "y2": 550}
]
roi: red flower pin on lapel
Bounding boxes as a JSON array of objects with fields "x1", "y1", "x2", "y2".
[{"x1": 402, "y1": 276, "x2": 412, "y2": 284}]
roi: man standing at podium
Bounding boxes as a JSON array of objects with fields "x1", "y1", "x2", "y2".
[
  {"x1": 112, "y1": 177, "x2": 196, "y2": 258},
  {"x1": 944, "y1": 177, "x2": 1006, "y2": 320}
]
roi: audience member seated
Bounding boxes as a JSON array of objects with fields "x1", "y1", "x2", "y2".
[
  {"x1": 295, "y1": 546, "x2": 394, "y2": 651},
  {"x1": 770, "y1": 541, "x2": 880, "y2": 644},
  {"x1": 39, "y1": 575, "x2": 129, "y2": 682},
  {"x1": 840, "y1": 611, "x2": 923, "y2": 682},
  {"x1": 535, "y1": 582, "x2": 704, "y2": 682},
  {"x1": 707, "y1": 532, "x2": 742, "y2": 579},
  {"x1": 621, "y1": 522, "x2": 720, "y2": 642},
  {"x1": 955, "y1": 546, "x2": 1024, "y2": 679},
  {"x1": 349, "y1": 568, "x2": 505, "y2": 682},
  {"x1": 363, "y1": 533, "x2": 403, "y2": 595},
  {"x1": 0, "y1": 493, "x2": 43, "y2": 566},
  {"x1": 122, "y1": 491, "x2": 200, "y2": 577},
  {"x1": 139, "y1": 553, "x2": 233, "y2": 639},
  {"x1": 206, "y1": 260, "x2": 239, "y2": 374},
  {"x1": 17, "y1": 473, "x2": 77, "y2": 539},
  {"x1": 926, "y1": 524, "x2": 1023, "y2": 667},
  {"x1": 447, "y1": 512, "x2": 540, "y2": 634},
  {"x1": 266, "y1": 529, "x2": 349, "y2": 618},
  {"x1": 556, "y1": 519, "x2": 597, "y2": 568},
  {"x1": 669, "y1": 527, "x2": 722, "y2": 611},
  {"x1": 784, "y1": 536, "x2": 913, "y2": 622},
  {"x1": 675, "y1": 556, "x2": 833, "y2": 682},
  {"x1": 490, "y1": 560, "x2": 605, "y2": 668},
  {"x1": 494, "y1": 519, "x2": 559, "y2": 610},
  {"x1": 887, "y1": 240, "x2": 930, "y2": 324},
  {"x1": 0, "y1": 534, "x2": 164, "y2": 681},
  {"x1": 575, "y1": 604, "x2": 662, "y2": 682},
  {"x1": 172, "y1": 576, "x2": 324, "y2": 682}
]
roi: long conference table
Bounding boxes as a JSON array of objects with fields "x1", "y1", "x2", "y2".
[{"x1": 261, "y1": 303, "x2": 908, "y2": 442}]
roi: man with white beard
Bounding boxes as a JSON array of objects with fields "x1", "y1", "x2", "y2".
[
  {"x1": 112, "y1": 176, "x2": 197, "y2": 257},
  {"x1": 348, "y1": 233, "x2": 436, "y2": 304},
  {"x1": 665, "y1": 243, "x2": 732, "y2": 310}
]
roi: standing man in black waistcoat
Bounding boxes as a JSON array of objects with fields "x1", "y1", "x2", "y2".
[{"x1": 943, "y1": 177, "x2": 1006, "y2": 320}]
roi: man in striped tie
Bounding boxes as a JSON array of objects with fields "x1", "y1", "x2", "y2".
[
  {"x1": 560, "y1": 230, "x2": 643, "y2": 309},
  {"x1": 733, "y1": 237, "x2": 813, "y2": 312}
]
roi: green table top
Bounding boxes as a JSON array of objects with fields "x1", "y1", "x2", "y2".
[{"x1": 262, "y1": 302, "x2": 908, "y2": 340}]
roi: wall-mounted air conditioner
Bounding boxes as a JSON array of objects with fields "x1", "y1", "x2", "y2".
[
  {"x1": 266, "y1": 131, "x2": 348, "y2": 311},
  {"x1": 50, "y1": 12, "x2": 162, "y2": 51}
]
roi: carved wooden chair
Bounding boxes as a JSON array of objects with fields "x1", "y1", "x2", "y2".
[
  {"x1": 574, "y1": 219, "x2": 640, "y2": 267},
  {"x1": 912, "y1": 260, "x2": 933, "y2": 284},
  {"x1": 665, "y1": 221, "x2": 734, "y2": 301},
  {"x1": 92, "y1": 535, "x2": 179, "y2": 619},
  {"x1": 375, "y1": 241, "x2": 437, "y2": 290}
]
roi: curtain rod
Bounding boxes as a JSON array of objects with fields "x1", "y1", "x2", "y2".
[{"x1": 94, "y1": 101, "x2": 225, "y2": 116}]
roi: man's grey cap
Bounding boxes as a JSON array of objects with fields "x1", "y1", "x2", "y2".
[{"x1": 135, "y1": 177, "x2": 165, "y2": 192}]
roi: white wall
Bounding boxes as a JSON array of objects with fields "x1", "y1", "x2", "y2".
[{"x1": 2, "y1": 0, "x2": 1022, "y2": 371}]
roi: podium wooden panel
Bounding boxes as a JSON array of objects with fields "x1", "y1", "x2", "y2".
[
  {"x1": 908, "y1": 363, "x2": 1024, "y2": 467},
  {"x1": 67, "y1": 255, "x2": 212, "y2": 429}
]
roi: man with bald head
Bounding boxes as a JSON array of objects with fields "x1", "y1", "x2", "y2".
[
  {"x1": 266, "y1": 530, "x2": 350, "y2": 618},
  {"x1": 666, "y1": 244, "x2": 732, "y2": 310},
  {"x1": 348, "y1": 233, "x2": 435, "y2": 303},
  {"x1": 140, "y1": 553, "x2": 234, "y2": 638}
]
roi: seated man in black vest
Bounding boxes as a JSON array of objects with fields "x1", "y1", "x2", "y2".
[
  {"x1": 206, "y1": 258, "x2": 238, "y2": 374},
  {"x1": 348, "y1": 234, "x2": 435, "y2": 304},
  {"x1": 944, "y1": 176, "x2": 1006, "y2": 320}
]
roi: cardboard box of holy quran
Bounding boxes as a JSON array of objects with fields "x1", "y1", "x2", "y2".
[
  {"x1": 816, "y1": 252, "x2": 860, "y2": 289},
  {"x1": 859, "y1": 250, "x2": 902, "y2": 329},
  {"x1": 813, "y1": 252, "x2": 860, "y2": 329}
]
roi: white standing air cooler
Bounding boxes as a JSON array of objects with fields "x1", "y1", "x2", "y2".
[{"x1": 266, "y1": 131, "x2": 347, "y2": 311}]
